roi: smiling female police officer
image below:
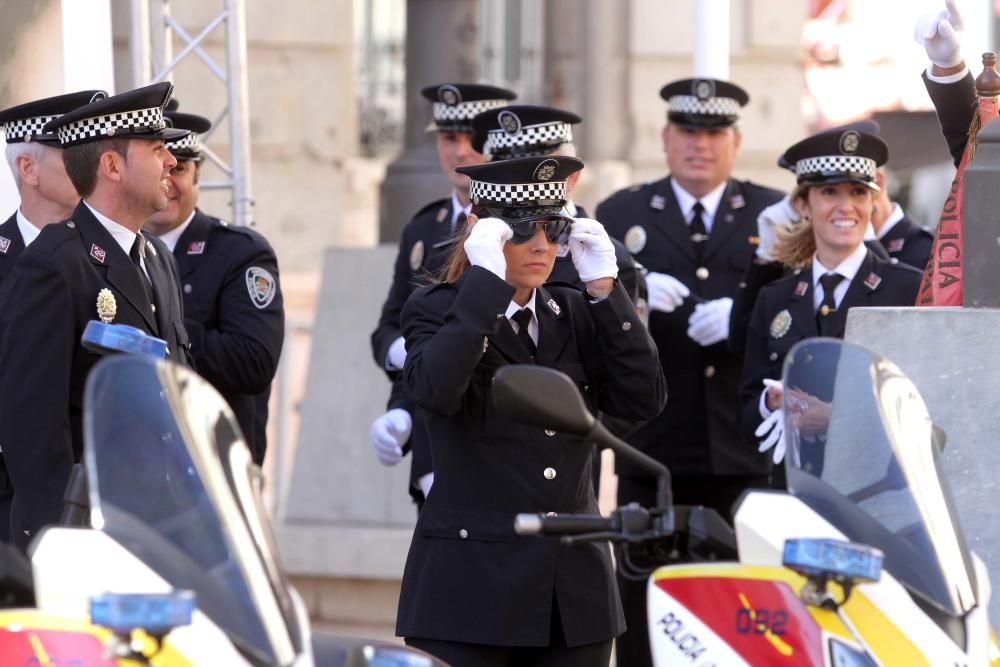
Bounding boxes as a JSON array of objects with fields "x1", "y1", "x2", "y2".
[
  {"x1": 740, "y1": 128, "x2": 921, "y2": 474},
  {"x1": 395, "y1": 155, "x2": 666, "y2": 666}
]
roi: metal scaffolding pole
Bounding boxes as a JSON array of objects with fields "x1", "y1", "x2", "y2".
[{"x1": 129, "y1": 0, "x2": 255, "y2": 227}]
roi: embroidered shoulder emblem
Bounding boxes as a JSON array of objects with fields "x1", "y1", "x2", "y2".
[
  {"x1": 90, "y1": 244, "x2": 106, "y2": 263},
  {"x1": 187, "y1": 241, "x2": 206, "y2": 255},
  {"x1": 0, "y1": 236, "x2": 10, "y2": 254},
  {"x1": 246, "y1": 266, "x2": 277, "y2": 309}
]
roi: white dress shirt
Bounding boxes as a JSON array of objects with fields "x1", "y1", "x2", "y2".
[
  {"x1": 811, "y1": 242, "x2": 868, "y2": 310},
  {"x1": 83, "y1": 201, "x2": 150, "y2": 278},
  {"x1": 506, "y1": 290, "x2": 539, "y2": 346},
  {"x1": 15, "y1": 209, "x2": 41, "y2": 246},
  {"x1": 157, "y1": 210, "x2": 197, "y2": 252},
  {"x1": 670, "y1": 179, "x2": 727, "y2": 234},
  {"x1": 875, "y1": 203, "x2": 905, "y2": 241},
  {"x1": 450, "y1": 191, "x2": 471, "y2": 234}
]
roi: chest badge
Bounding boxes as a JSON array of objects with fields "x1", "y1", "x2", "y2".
[
  {"x1": 187, "y1": 241, "x2": 206, "y2": 255},
  {"x1": 624, "y1": 225, "x2": 647, "y2": 254},
  {"x1": 90, "y1": 244, "x2": 106, "y2": 263},
  {"x1": 409, "y1": 240, "x2": 425, "y2": 271},
  {"x1": 793, "y1": 281, "x2": 809, "y2": 298},
  {"x1": 246, "y1": 266, "x2": 277, "y2": 309},
  {"x1": 0, "y1": 236, "x2": 10, "y2": 254},
  {"x1": 96, "y1": 288, "x2": 117, "y2": 323},
  {"x1": 863, "y1": 272, "x2": 882, "y2": 291},
  {"x1": 770, "y1": 309, "x2": 792, "y2": 339}
]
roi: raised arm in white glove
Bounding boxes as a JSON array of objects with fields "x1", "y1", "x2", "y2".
[
  {"x1": 385, "y1": 336, "x2": 407, "y2": 370},
  {"x1": 464, "y1": 216, "x2": 512, "y2": 280},
  {"x1": 686, "y1": 297, "x2": 733, "y2": 346},
  {"x1": 568, "y1": 218, "x2": 619, "y2": 283},
  {"x1": 756, "y1": 195, "x2": 800, "y2": 262},
  {"x1": 370, "y1": 408, "x2": 412, "y2": 466},
  {"x1": 914, "y1": 0, "x2": 964, "y2": 68},
  {"x1": 646, "y1": 272, "x2": 690, "y2": 313}
]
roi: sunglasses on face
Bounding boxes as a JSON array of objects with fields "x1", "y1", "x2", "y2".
[{"x1": 506, "y1": 217, "x2": 573, "y2": 245}]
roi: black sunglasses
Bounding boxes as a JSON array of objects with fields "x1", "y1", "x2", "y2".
[{"x1": 506, "y1": 217, "x2": 573, "y2": 245}]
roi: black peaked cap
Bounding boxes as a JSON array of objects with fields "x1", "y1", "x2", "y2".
[
  {"x1": 471, "y1": 104, "x2": 582, "y2": 156},
  {"x1": 0, "y1": 90, "x2": 108, "y2": 145},
  {"x1": 781, "y1": 128, "x2": 888, "y2": 190},
  {"x1": 660, "y1": 77, "x2": 749, "y2": 129}
]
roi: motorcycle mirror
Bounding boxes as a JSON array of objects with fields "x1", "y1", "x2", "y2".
[
  {"x1": 932, "y1": 423, "x2": 947, "y2": 454},
  {"x1": 492, "y1": 366, "x2": 596, "y2": 437}
]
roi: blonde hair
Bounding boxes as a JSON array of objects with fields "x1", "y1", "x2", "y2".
[
  {"x1": 770, "y1": 184, "x2": 816, "y2": 269},
  {"x1": 439, "y1": 223, "x2": 473, "y2": 283}
]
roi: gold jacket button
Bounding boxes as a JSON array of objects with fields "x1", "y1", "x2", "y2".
[
  {"x1": 769, "y1": 352, "x2": 779, "y2": 361},
  {"x1": 544, "y1": 429, "x2": 556, "y2": 437},
  {"x1": 621, "y1": 321, "x2": 632, "y2": 331},
  {"x1": 543, "y1": 467, "x2": 557, "y2": 480},
  {"x1": 704, "y1": 365, "x2": 715, "y2": 379},
  {"x1": 696, "y1": 267, "x2": 709, "y2": 280},
  {"x1": 458, "y1": 529, "x2": 469, "y2": 539}
]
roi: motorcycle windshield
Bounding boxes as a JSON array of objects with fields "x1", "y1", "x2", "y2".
[
  {"x1": 781, "y1": 338, "x2": 977, "y2": 617},
  {"x1": 84, "y1": 356, "x2": 300, "y2": 665}
]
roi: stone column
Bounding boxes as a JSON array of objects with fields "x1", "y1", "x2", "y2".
[{"x1": 378, "y1": 0, "x2": 480, "y2": 243}]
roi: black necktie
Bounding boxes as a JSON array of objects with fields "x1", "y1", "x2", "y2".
[
  {"x1": 816, "y1": 273, "x2": 845, "y2": 335},
  {"x1": 690, "y1": 202, "x2": 708, "y2": 263},
  {"x1": 130, "y1": 235, "x2": 156, "y2": 306},
  {"x1": 510, "y1": 308, "x2": 536, "y2": 358},
  {"x1": 453, "y1": 211, "x2": 467, "y2": 236}
]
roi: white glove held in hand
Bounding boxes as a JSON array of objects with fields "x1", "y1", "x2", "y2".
[
  {"x1": 370, "y1": 408, "x2": 412, "y2": 466},
  {"x1": 569, "y1": 218, "x2": 619, "y2": 282},
  {"x1": 646, "y1": 272, "x2": 690, "y2": 313},
  {"x1": 464, "y1": 217, "x2": 512, "y2": 279},
  {"x1": 756, "y1": 195, "x2": 799, "y2": 261},
  {"x1": 756, "y1": 408, "x2": 786, "y2": 464},
  {"x1": 686, "y1": 297, "x2": 733, "y2": 346},
  {"x1": 386, "y1": 336, "x2": 407, "y2": 371},
  {"x1": 914, "y1": 0, "x2": 964, "y2": 68}
]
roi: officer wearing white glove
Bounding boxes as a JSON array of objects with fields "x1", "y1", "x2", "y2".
[
  {"x1": 756, "y1": 195, "x2": 800, "y2": 262},
  {"x1": 645, "y1": 271, "x2": 690, "y2": 313},
  {"x1": 687, "y1": 297, "x2": 733, "y2": 346},
  {"x1": 370, "y1": 408, "x2": 412, "y2": 466},
  {"x1": 464, "y1": 216, "x2": 512, "y2": 279},
  {"x1": 756, "y1": 379, "x2": 786, "y2": 464},
  {"x1": 385, "y1": 336, "x2": 407, "y2": 371},
  {"x1": 568, "y1": 218, "x2": 619, "y2": 285},
  {"x1": 914, "y1": 0, "x2": 964, "y2": 69}
]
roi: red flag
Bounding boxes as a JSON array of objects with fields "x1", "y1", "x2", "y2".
[{"x1": 916, "y1": 95, "x2": 1000, "y2": 306}]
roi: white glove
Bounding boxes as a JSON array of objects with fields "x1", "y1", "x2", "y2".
[
  {"x1": 913, "y1": 0, "x2": 963, "y2": 68},
  {"x1": 370, "y1": 408, "x2": 412, "y2": 466},
  {"x1": 568, "y1": 218, "x2": 619, "y2": 282},
  {"x1": 686, "y1": 297, "x2": 733, "y2": 346},
  {"x1": 756, "y1": 195, "x2": 799, "y2": 261},
  {"x1": 386, "y1": 336, "x2": 406, "y2": 371},
  {"x1": 756, "y1": 408, "x2": 786, "y2": 465},
  {"x1": 646, "y1": 271, "x2": 690, "y2": 313},
  {"x1": 464, "y1": 217, "x2": 512, "y2": 279}
]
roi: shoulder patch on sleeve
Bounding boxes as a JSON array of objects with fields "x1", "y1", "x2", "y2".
[{"x1": 246, "y1": 266, "x2": 277, "y2": 308}]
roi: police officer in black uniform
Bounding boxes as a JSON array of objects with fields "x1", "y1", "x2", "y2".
[
  {"x1": 596, "y1": 78, "x2": 783, "y2": 667},
  {"x1": 369, "y1": 83, "x2": 515, "y2": 504},
  {"x1": 144, "y1": 101, "x2": 284, "y2": 465},
  {"x1": 395, "y1": 155, "x2": 665, "y2": 666},
  {"x1": 871, "y1": 170, "x2": 933, "y2": 270},
  {"x1": 0, "y1": 89, "x2": 105, "y2": 541},
  {"x1": 0, "y1": 82, "x2": 192, "y2": 550},
  {"x1": 741, "y1": 128, "x2": 922, "y2": 473}
]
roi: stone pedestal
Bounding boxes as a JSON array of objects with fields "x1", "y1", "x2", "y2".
[{"x1": 846, "y1": 307, "x2": 1000, "y2": 624}]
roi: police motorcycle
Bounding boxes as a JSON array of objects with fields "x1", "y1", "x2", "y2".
[
  {"x1": 0, "y1": 322, "x2": 442, "y2": 666},
  {"x1": 495, "y1": 338, "x2": 1000, "y2": 665}
]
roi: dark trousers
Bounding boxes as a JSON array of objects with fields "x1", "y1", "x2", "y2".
[
  {"x1": 406, "y1": 597, "x2": 613, "y2": 667},
  {"x1": 614, "y1": 473, "x2": 768, "y2": 667}
]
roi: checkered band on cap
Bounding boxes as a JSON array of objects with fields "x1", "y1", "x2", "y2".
[
  {"x1": 4, "y1": 115, "x2": 60, "y2": 142},
  {"x1": 485, "y1": 122, "x2": 573, "y2": 156},
  {"x1": 166, "y1": 132, "x2": 200, "y2": 153},
  {"x1": 795, "y1": 155, "x2": 876, "y2": 180},
  {"x1": 56, "y1": 106, "x2": 166, "y2": 145},
  {"x1": 668, "y1": 95, "x2": 741, "y2": 117},
  {"x1": 433, "y1": 99, "x2": 508, "y2": 123},
  {"x1": 470, "y1": 179, "x2": 568, "y2": 205}
]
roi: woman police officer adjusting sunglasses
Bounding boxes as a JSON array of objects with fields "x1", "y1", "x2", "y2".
[{"x1": 394, "y1": 155, "x2": 666, "y2": 666}]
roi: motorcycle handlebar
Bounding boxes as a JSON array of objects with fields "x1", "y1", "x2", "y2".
[{"x1": 514, "y1": 513, "x2": 618, "y2": 536}]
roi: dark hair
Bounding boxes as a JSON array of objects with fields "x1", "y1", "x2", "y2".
[{"x1": 62, "y1": 138, "x2": 131, "y2": 197}]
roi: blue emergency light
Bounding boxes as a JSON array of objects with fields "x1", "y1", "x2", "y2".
[
  {"x1": 82, "y1": 320, "x2": 168, "y2": 359},
  {"x1": 90, "y1": 590, "x2": 196, "y2": 634},
  {"x1": 782, "y1": 538, "x2": 883, "y2": 584}
]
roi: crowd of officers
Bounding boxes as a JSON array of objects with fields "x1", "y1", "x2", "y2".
[
  {"x1": 0, "y1": 82, "x2": 284, "y2": 552},
  {"x1": 368, "y1": 4, "x2": 973, "y2": 665}
]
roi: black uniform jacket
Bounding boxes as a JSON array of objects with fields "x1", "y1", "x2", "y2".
[
  {"x1": 879, "y1": 213, "x2": 933, "y2": 271},
  {"x1": 0, "y1": 201, "x2": 191, "y2": 549},
  {"x1": 739, "y1": 250, "x2": 922, "y2": 460},
  {"x1": 172, "y1": 209, "x2": 284, "y2": 464},
  {"x1": 923, "y1": 70, "x2": 977, "y2": 168},
  {"x1": 395, "y1": 267, "x2": 666, "y2": 647},
  {"x1": 597, "y1": 176, "x2": 783, "y2": 477},
  {"x1": 0, "y1": 214, "x2": 26, "y2": 283},
  {"x1": 372, "y1": 197, "x2": 458, "y2": 498}
]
